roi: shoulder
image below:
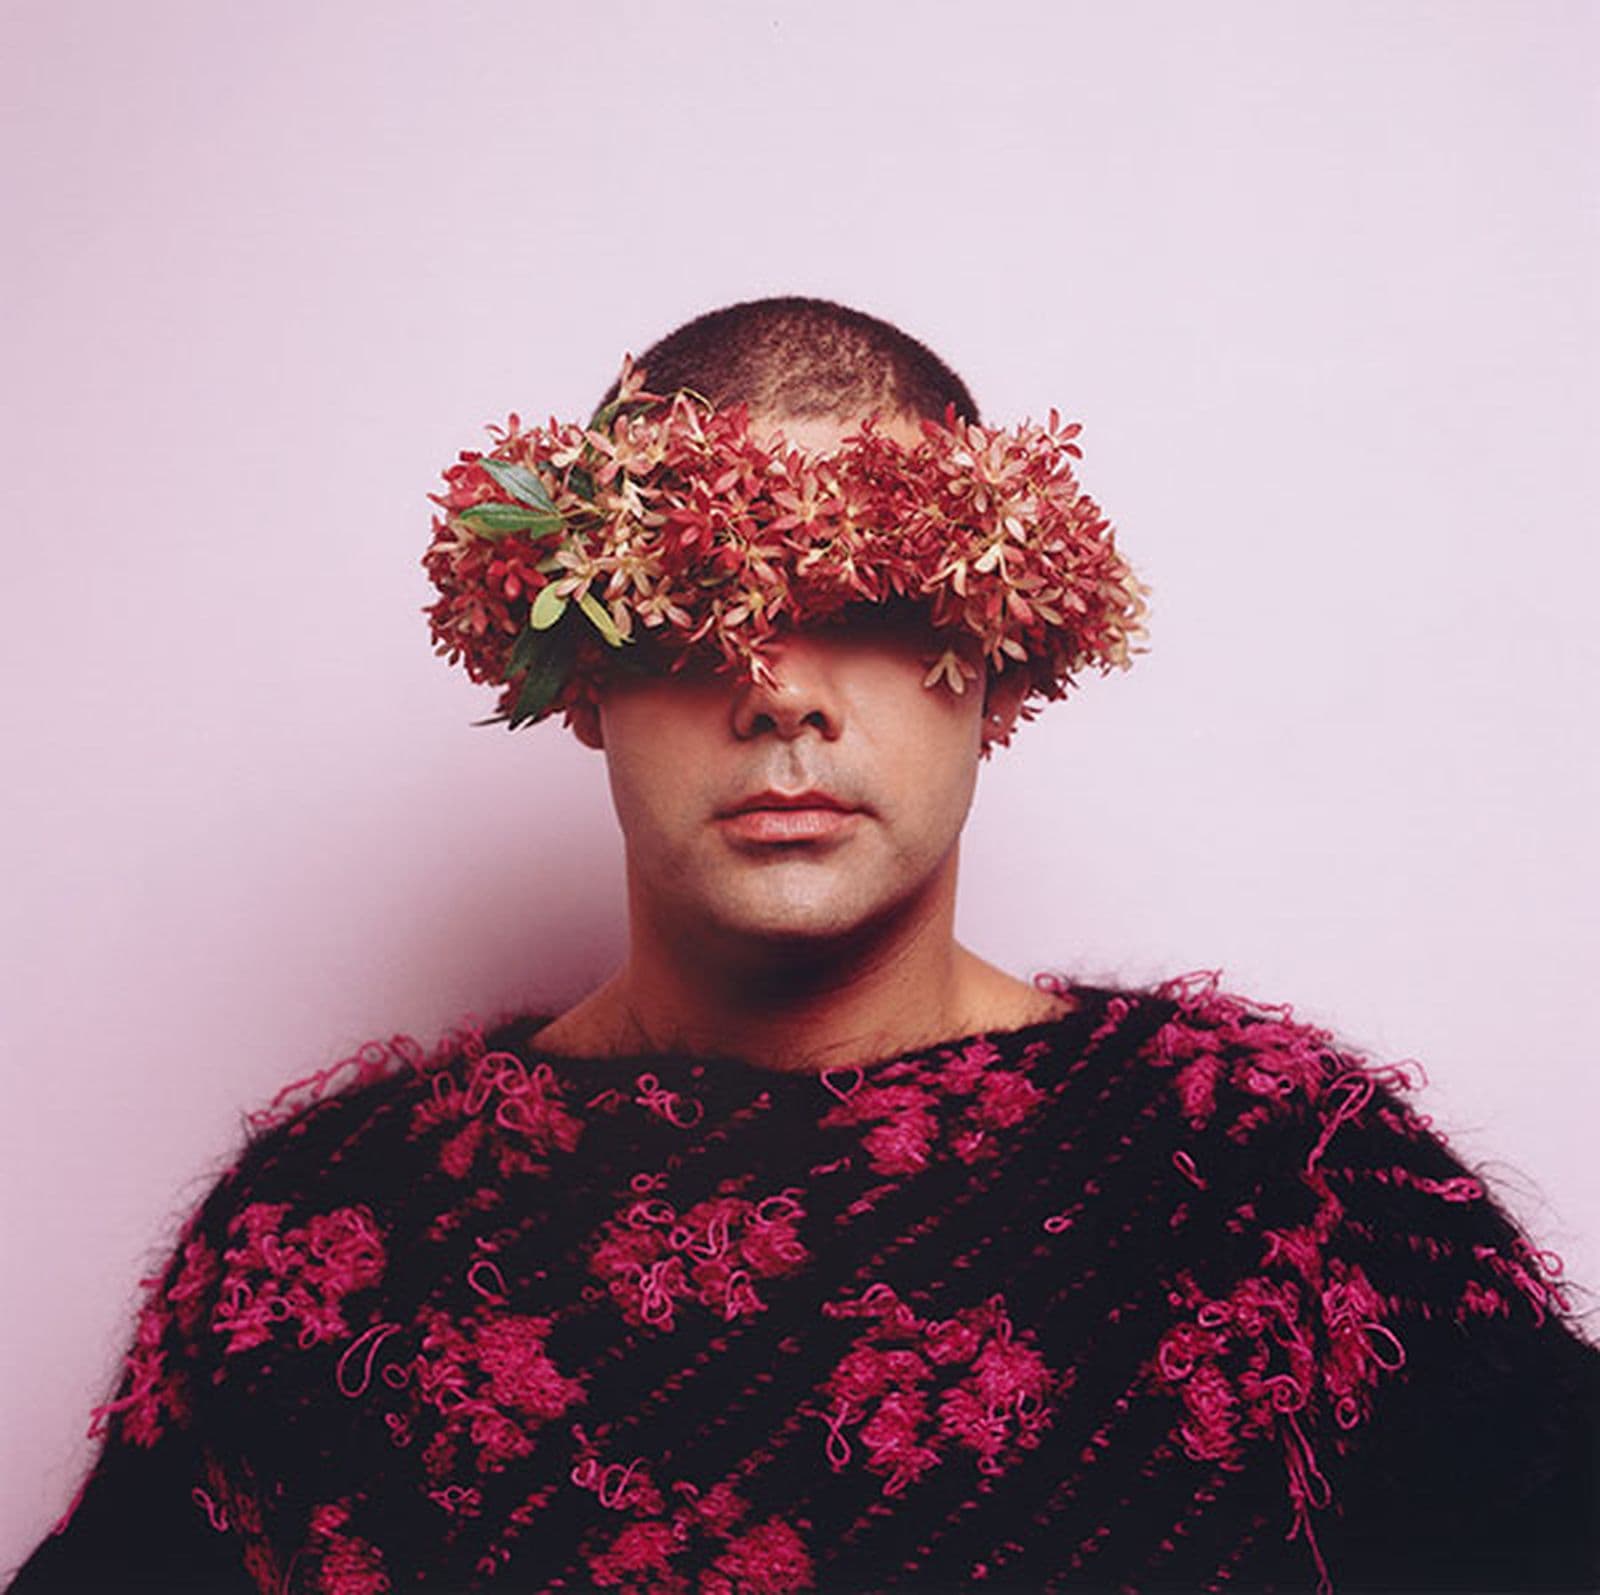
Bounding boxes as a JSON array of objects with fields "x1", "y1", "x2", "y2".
[
  {"x1": 1100, "y1": 971, "x2": 1583, "y2": 1328},
  {"x1": 1124, "y1": 971, "x2": 1397, "y2": 1133},
  {"x1": 1024, "y1": 973, "x2": 1388, "y2": 1163},
  {"x1": 217, "y1": 1012, "x2": 578, "y2": 1196},
  {"x1": 92, "y1": 1016, "x2": 567, "y2": 1441},
  {"x1": 1101, "y1": 974, "x2": 1527, "y2": 1226},
  {"x1": 1085, "y1": 973, "x2": 1597, "y2": 1585}
]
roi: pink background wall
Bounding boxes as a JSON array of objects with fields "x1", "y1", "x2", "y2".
[{"x1": 3, "y1": 0, "x2": 1595, "y2": 1568}]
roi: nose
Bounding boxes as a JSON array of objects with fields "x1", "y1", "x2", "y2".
[{"x1": 730, "y1": 638, "x2": 844, "y2": 742}]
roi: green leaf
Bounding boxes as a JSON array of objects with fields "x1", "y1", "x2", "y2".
[
  {"x1": 480, "y1": 458, "x2": 557, "y2": 512},
  {"x1": 506, "y1": 623, "x2": 576, "y2": 728},
  {"x1": 507, "y1": 625, "x2": 544, "y2": 675},
  {"x1": 578, "y1": 589, "x2": 624, "y2": 647},
  {"x1": 529, "y1": 584, "x2": 569, "y2": 631},
  {"x1": 457, "y1": 503, "x2": 565, "y2": 539}
]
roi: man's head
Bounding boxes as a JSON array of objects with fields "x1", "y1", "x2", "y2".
[
  {"x1": 575, "y1": 302, "x2": 1019, "y2": 961},
  {"x1": 424, "y1": 296, "x2": 1141, "y2": 964},
  {"x1": 595, "y1": 295, "x2": 980, "y2": 428}
]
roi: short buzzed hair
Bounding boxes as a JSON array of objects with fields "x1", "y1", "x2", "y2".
[{"x1": 598, "y1": 296, "x2": 980, "y2": 424}]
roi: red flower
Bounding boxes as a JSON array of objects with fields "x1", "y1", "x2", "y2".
[{"x1": 422, "y1": 377, "x2": 1146, "y2": 737}]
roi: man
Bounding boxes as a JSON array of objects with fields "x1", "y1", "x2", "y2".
[{"x1": 12, "y1": 298, "x2": 1595, "y2": 1592}]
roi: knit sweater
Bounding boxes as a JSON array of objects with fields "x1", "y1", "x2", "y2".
[{"x1": 11, "y1": 979, "x2": 1598, "y2": 1593}]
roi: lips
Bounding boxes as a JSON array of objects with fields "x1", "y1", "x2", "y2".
[{"x1": 716, "y1": 789, "x2": 863, "y2": 844}]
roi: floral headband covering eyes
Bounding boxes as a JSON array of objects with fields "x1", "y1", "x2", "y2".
[{"x1": 423, "y1": 360, "x2": 1147, "y2": 744}]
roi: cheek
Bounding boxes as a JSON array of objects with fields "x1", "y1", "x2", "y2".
[
  {"x1": 865, "y1": 693, "x2": 983, "y2": 846},
  {"x1": 919, "y1": 753, "x2": 981, "y2": 846},
  {"x1": 598, "y1": 706, "x2": 699, "y2": 842},
  {"x1": 606, "y1": 744, "x2": 697, "y2": 838},
  {"x1": 875, "y1": 674, "x2": 985, "y2": 758},
  {"x1": 598, "y1": 690, "x2": 753, "y2": 884}
]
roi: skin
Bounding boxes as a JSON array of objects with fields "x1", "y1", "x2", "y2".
[{"x1": 535, "y1": 410, "x2": 1067, "y2": 1072}]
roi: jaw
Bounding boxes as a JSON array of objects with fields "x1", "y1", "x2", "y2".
[{"x1": 628, "y1": 833, "x2": 963, "y2": 988}]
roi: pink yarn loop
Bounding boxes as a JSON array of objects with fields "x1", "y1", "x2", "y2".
[
  {"x1": 755, "y1": 1190, "x2": 804, "y2": 1224},
  {"x1": 821, "y1": 1407, "x2": 853, "y2": 1470},
  {"x1": 466, "y1": 1259, "x2": 509, "y2": 1303},
  {"x1": 820, "y1": 1065, "x2": 864, "y2": 1103},
  {"x1": 597, "y1": 1457, "x2": 646, "y2": 1510},
  {"x1": 190, "y1": 1486, "x2": 229, "y2": 1533},
  {"x1": 627, "y1": 1198, "x2": 676, "y2": 1229},
  {"x1": 633, "y1": 1073, "x2": 705, "y2": 1128},
  {"x1": 335, "y1": 1322, "x2": 403, "y2": 1398},
  {"x1": 1305, "y1": 1071, "x2": 1375, "y2": 1172}
]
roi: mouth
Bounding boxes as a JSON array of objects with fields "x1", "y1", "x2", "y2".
[{"x1": 715, "y1": 789, "x2": 865, "y2": 845}]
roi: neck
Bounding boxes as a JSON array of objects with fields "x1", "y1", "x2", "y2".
[
  {"x1": 628, "y1": 887, "x2": 964, "y2": 1070},
  {"x1": 540, "y1": 858, "x2": 1062, "y2": 1071}
]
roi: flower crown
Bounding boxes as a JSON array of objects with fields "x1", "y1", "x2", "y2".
[{"x1": 423, "y1": 361, "x2": 1146, "y2": 741}]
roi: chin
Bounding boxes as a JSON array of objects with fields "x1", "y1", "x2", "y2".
[
  {"x1": 703, "y1": 875, "x2": 915, "y2": 951},
  {"x1": 710, "y1": 896, "x2": 865, "y2": 946}
]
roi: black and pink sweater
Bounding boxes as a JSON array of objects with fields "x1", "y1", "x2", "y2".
[{"x1": 11, "y1": 980, "x2": 1597, "y2": 1592}]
